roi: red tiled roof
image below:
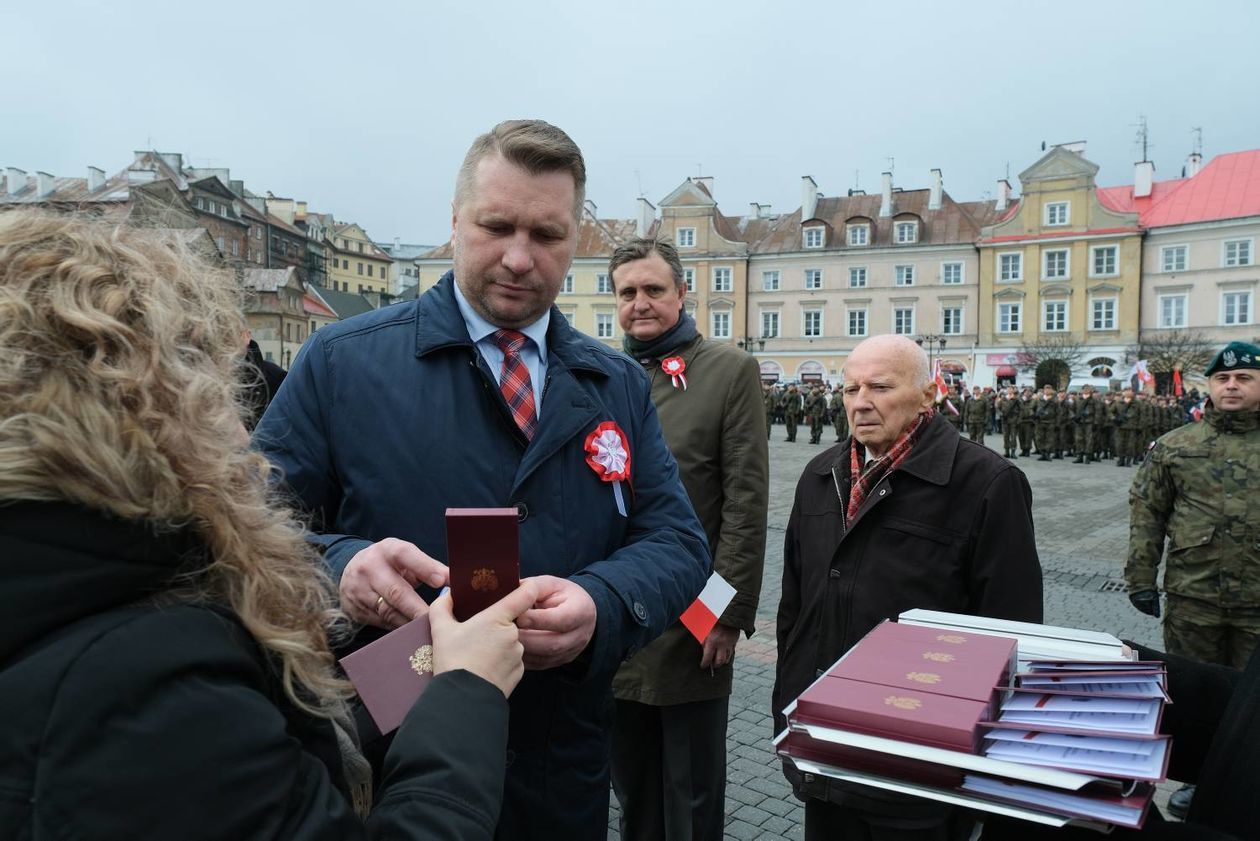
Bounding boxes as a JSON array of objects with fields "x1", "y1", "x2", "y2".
[
  {"x1": 304, "y1": 293, "x2": 338, "y2": 319},
  {"x1": 1097, "y1": 150, "x2": 1260, "y2": 228}
]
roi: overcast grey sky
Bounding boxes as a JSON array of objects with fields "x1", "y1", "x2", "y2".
[{"x1": 3, "y1": 0, "x2": 1258, "y2": 245}]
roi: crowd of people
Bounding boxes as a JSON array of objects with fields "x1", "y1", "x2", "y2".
[{"x1": 1, "y1": 118, "x2": 1257, "y2": 841}]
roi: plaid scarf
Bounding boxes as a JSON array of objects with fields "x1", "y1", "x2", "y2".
[{"x1": 847, "y1": 409, "x2": 934, "y2": 524}]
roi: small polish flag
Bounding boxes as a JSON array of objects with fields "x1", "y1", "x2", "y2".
[{"x1": 680, "y1": 572, "x2": 737, "y2": 643}]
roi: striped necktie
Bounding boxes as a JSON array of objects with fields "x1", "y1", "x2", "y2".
[{"x1": 493, "y1": 329, "x2": 538, "y2": 440}]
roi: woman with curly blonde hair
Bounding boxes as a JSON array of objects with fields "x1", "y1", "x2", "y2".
[{"x1": 0, "y1": 210, "x2": 535, "y2": 839}]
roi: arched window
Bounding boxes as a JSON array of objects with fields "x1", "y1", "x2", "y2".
[{"x1": 1088, "y1": 356, "x2": 1115, "y2": 378}]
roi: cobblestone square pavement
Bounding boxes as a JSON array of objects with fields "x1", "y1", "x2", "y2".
[{"x1": 609, "y1": 426, "x2": 1171, "y2": 839}]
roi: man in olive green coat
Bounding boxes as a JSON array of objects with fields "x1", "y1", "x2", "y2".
[
  {"x1": 805, "y1": 385, "x2": 828, "y2": 444},
  {"x1": 1113, "y1": 386, "x2": 1142, "y2": 466},
  {"x1": 1033, "y1": 384, "x2": 1058, "y2": 460},
  {"x1": 763, "y1": 384, "x2": 777, "y2": 439},
  {"x1": 964, "y1": 385, "x2": 988, "y2": 444},
  {"x1": 1073, "y1": 384, "x2": 1098, "y2": 463},
  {"x1": 609, "y1": 238, "x2": 769, "y2": 841},
  {"x1": 997, "y1": 386, "x2": 1020, "y2": 458}
]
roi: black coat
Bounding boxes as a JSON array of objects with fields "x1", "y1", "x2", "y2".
[
  {"x1": 773, "y1": 413, "x2": 1044, "y2": 815},
  {"x1": 0, "y1": 501, "x2": 506, "y2": 840},
  {"x1": 243, "y1": 339, "x2": 288, "y2": 431}
]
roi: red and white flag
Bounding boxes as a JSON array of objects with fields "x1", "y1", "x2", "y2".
[
  {"x1": 1172, "y1": 368, "x2": 1184, "y2": 397},
  {"x1": 680, "y1": 572, "x2": 736, "y2": 643}
]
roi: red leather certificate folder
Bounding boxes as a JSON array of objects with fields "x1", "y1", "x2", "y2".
[
  {"x1": 828, "y1": 621, "x2": 1016, "y2": 717},
  {"x1": 794, "y1": 675, "x2": 990, "y2": 753},
  {"x1": 339, "y1": 614, "x2": 434, "y2": 735},
  {"x1": 446, "y1": 507, "x2": 520, "y2": 622},
  {"x1": 780, "y1": 728, "x2": 965, "y2": 789}
]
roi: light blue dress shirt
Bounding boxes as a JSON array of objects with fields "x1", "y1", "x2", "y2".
[{"x1": 452, "y1": 279, "x2": 549, "y2": 418}]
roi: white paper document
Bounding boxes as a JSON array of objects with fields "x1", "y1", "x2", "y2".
[
  {"x1": 1019, "y1": 677, "x2": 1167, "y2": 699},
  {"x1": 961, "y1": 775, "x2": 1146, "y2": 828},
  {"x1": 982, "y1": 733, "x2": 1168, "y2": 779},
  {"x1": 985, "y1": 729, "x2": 1162, "y2": 756},
  {"x1": 998, "y1": 700, "x2": 1160, "y2": 735}
]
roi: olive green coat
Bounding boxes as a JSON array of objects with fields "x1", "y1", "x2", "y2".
[
  {"x1": 1126, "y1": 407, "x2": 1260, "y2": 607},
  {"x1": 613, "y1": 335, "x2": 769, "y2": 705}
]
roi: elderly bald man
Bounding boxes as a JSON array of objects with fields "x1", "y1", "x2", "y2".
[{"x1": 773, "y1": 334, "x2": 1044, "y2": 841}]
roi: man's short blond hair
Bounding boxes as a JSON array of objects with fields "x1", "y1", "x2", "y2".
[{"x1": 454, "y1": 119, "x2": 586, "y2": 218}]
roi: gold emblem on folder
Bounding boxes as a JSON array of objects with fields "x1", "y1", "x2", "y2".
[
  {"x1": 471, "y1": 568, "x2": 500, "y2": 592},
  {"x1": 922, "y1": 651, "x2": 955, "y2": 663},
  {"x1": 935, "y1": 634, "x2": 967, "y2": 644},
  {"x1": 409, "y1": 645, "x2": 434, "y2": 676},
  {"x1": 906, "y1": 672, "x2": 941, "y2": 684},
  {"x1": 884, "y1": 695, "x2": 923, "y2": 711}
]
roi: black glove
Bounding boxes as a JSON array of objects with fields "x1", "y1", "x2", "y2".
[{"x1": 1129, "y1": 589, "x2": 1161, "y2": 618}]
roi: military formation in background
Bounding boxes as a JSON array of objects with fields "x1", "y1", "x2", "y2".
[{"x1": 763, "y1": 379, "x2": 1198, "y2": 464}]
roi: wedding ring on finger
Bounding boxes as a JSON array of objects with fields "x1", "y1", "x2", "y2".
[{"x1": 375, "y1": 594, "x2": 386, "y2": 612}]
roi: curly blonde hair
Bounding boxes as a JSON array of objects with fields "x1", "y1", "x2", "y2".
[{"x1": 0, "y1": 210, "x2": 350, "y2": 716}]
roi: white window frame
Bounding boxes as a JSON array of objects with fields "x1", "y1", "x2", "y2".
[
  {"x1": 761, "y1": 270, "x2": 780, "y2": 292},
  {"x1": 894, "y1": 264, "x2": 915, "y2": 286},
  {"x1": 802, "y1": 308, "x2": 823, "y2": 338},
  {"x1": 561, "y1": 274, "x2": 574, "y2": 294},
  {"x1": 1157, "y1": 293, "x2": 1188, "y2": 328},
  {"x1": 712, "y1": 267, "x2": 732, "y2": 292},
  {"x1": 760, "y1": 309, "x2": 780, "y2": 338},
  {"x1": 1161, "y1": 244, "x2": 1188, "y2": 273},
  {"x1": 683, "y1": 268, "x2": 695, "y2": 293},
  {"x1": 894, "y1": 221, "x2": 918, "y2": 244},
  {"x1": 1045, "y1": 201, "x2": 1070, "y2": 226},
  {"x1": 595, "y1": 312, "x2": 614, "y2": 338},
  {"x1": 676, "y1": 227, "x2": 696, "y2": 248},
  {"x1": 710, "y1": 310, "x2": 732, "y2": 339},
  {"x1": 1221, "y1": 290, "x2": 1253, "y2": 326},
  {"x1": 1224, "y1": 238, "x2": 1254, "y2": 268},
  {"x1": 1090, "y1": 245, "x2": 1118, "y2": 277},
  {"x1": 847, "y1": 224, "x2": 870, "y2": 246},
  {"x1": 596, "y1": 273, "x2": 612, "y2": 294},
  {"x1": 1042, "y1": 300, "x2": 1068, "y2": 332},
  {"x1": 1042, "y1": 248, "x2": 1070, "y2": 280},
  {"x1": 998, "y1": 251, "x2": 1023, "y2": 283},
  {"x1": 1089, "y1": 297, "x2": 1117, "y2": 331},
  {"x1": 804, "y1": 269, "x2": 823, "y2": 290},
  {"x1": 892, "y1": 306, "x2": 915, "y2": 335},
  {"x1": 803, "y1": 227, "x2": 825, "y2": 249},
  {"x1": 941, "y1": 262, "x2": 964, "y2": 285},
  {"x1": 847, "y1": 307, "x2": 868, "y2": 337},
  {"x1": 849, "y1": 266, "x2": 868, "y2": 288},
  {"x1": 941, "y1": 306, "x2": 963, "y2": 335},
  {"x1": 997, "y1": 302, "x2": 1022, "y2": 334}
]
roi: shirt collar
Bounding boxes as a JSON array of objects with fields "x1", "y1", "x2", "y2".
[{"x1": 452, "y1": 276, "x2": 550, "y2": 355}]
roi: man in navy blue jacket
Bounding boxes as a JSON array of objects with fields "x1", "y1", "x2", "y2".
[{"x1": 256, "y1": 120, "x2": 710, "y2": 839}]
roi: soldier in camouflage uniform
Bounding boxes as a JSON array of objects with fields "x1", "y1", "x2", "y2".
[
  {"x1": 1073, "y1": 384, "x2": 1098, "y2": 463},
  {"x1": 1098, "y1": 393, "x2": 1115, "y2": 460},
  {"x1": 1112, "y1": 386, "x2": 1142, "y2": 466},
  {"x1": 1055, "y1": 391, "x2": 1072, "y2": 458},
  {"x1": 1126, "y1": 341, "x2": 1260, "y2": 671},
  {"x1": 964, "y1": 385, "x2": 988, "y2": 444},
  {"x1": 763, "y1": 384, "x2": 777, "y2": 440},
  {"x1": 1033, "y1": 385, "x2": 1058, "y2": 461},
  {"x1": 780, "y1": 384, "x2": 802, "y2": 442},
  {"x1": 997, "y1": 386, "x2": 1020, "y2": 458},
  {"x1": 830, "y1": 386, "x2": 848, "y2": 443},
  {"x1": 805, "y1": 385, "x2": 827, "y2": 445},
  {"x1": 942, "y1": 386, "x2": 964, "y2": 435},
  {"x1": 1137, "y1": 393, "x2": 1157, "y2": 454},
  {"x1": 1018, "y1": 388, "x2": 1036, "y2": 456}
]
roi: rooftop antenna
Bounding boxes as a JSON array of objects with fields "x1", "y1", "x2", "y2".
[
  {"x1": 1005, "y1": 162, "x2": 1011, "y2": 181},
  {"x1": 1191, "y1": 126, "x2": 1203, "y2": 156},
  {"x1": 634, "y1": 169, "x2": 644, "y2": 198},
  {"x1": 1134, "y1": 115, "x2": 1152, "y2": 162},
  {"x1": 696, "y1": 163, "x2": 703, "y2": 178},
  {"x1": 886, "y1": 156, "x2": 895, "y2": 177}
]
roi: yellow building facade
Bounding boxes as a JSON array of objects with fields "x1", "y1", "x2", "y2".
[
  {"x1": 976, "y1": 146, "x2": 1142, "y2": 386},
  {"x1": 326, "y1": 222, "x2": 393, "y2": 296}
]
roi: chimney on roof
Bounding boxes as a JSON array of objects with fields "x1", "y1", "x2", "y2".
[
  {"x1": 584, "y1": 198, "x2": 598, "y2": 219},
  {"x1": 996, "y1": 179, "x2": 1011, "y2": 212},
  {"x1": 847, "y1": 188, "x2": 865, "y2": 197},
  {"x1": 749, "y1": 202, "x2": 760, "y2": 220},
  {"x1": 159, "y1": 152, "x2": 184, "y2": 173},
  {"x1": 6, "y1": 168, "x2": 26, "y2": 196},
  {"x1": 1186, "y1": 152, "x2": 1203, "y2": 178},
  {"x1": 1134, "y1": 160, "x2": 1155, "y2": 199},
  {"x1": 695, "y1": 176, "x2": 713, "y2": 196},
  {"x1": 229, "y1": 179, "x2": 245, "y2": 197},
  {"x1": 636, "y1": 196, "x2": 655, "y2": 238},
  {"x1": 929, "y1": 169, "x2": 943, "y2": 210},
  {"x1": 879, "y1": 172, "x2": 893, "y2": 217},
  {"x1": 800, "y1": 175, "x2": 818, "y2": 221},
  {"x1": 87, "y1": 166, "x2": 105, "y2": 191},
  {"x1": 36, "y1": 172, "x2": 55, "y2": 198},
  {"x1": 393, "y1": 236, "x2": 400, "y2": 250}
]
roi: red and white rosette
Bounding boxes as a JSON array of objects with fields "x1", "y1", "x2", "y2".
[
  {"x1": 584, "y1": 420, "x2": 632, "y2": 516},
  {"x1": 661, "y1": 355, "x2": 688, "y2": 390}
]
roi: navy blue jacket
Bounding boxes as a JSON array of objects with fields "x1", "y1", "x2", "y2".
[{"x1": 256, "y1": 273, "x2": 710, "y2": 839}]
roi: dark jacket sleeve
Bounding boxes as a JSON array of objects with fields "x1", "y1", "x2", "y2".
[
  {"x1": 254, "y1": 332, "x2": 372, "y2": 580},
  {"x1": 966, "y1": 465, "x2": 1043, "y2": 622},
  {"x1": 368, "y1": 669, "x2": 509, "y2": 840},
  {"x1": 772, "y1": 494, "x2": 804, "y2": 735},
  {"x1": 715, "y1": 353, "x2": 769, "y2": 634}
]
